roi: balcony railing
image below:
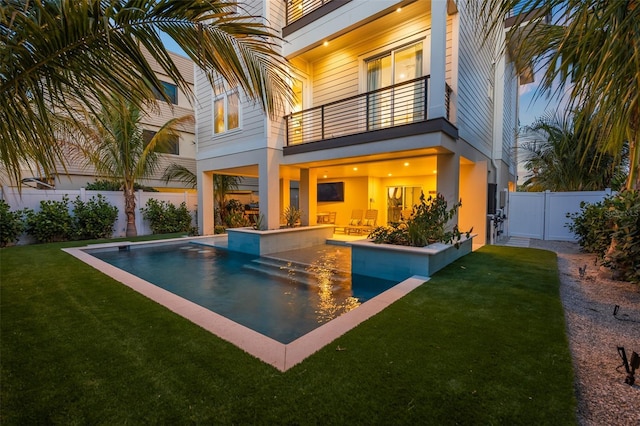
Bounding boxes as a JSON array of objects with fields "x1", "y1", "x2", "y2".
[
  {"x1": 286, "y1": 0, "x2": 333, "y2": 25},
  {"x1": 285, "y1": 76, "x2": 452, "y2": 146}
]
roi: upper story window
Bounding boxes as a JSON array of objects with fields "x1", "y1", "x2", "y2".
[
  {"x1": 153, "y1": 81, "x2": 178, "y2": 105},
  {"x1": 143, "y1": 130, "x2": 179, "y2": 155},
  {"x1": 213, "y1": 78, "x2": 239, "y2": 134},
  {"x1": 366, "y1": 42, "x2": 424, "y2": 129},
  {"x1": 366, "y1": 42, "x2": 423, "y2": 91}
]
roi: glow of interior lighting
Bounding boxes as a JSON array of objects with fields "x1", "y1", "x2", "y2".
[
  {"x1": 323, "y1": 40, "x2": 329, "y2": 47},
  {"x1": 404, "y1": 162, "x2": 410, "y2": 166},
  {"x1": 323, "y1": 174, "x2": 327, "y2": 178},
  {"x1": 353, "y1": 167, "x2": 358, "y2": 171},
  {"x1": 388, "y1": 173, "x2": 392, "y2": 176},
  {"x1": 433, "y1": 170, "x2": 438, "y2": 174},
  {"x1": 396, "y1": 7, "x2": 402, "y2": 12}
]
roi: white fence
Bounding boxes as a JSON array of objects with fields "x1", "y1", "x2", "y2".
[
  {"x1": 508, "y1": 190, "x2": 612, "y2": 241},
  {"x1": 2, "y1": 187, "x2": 198, "y2": 241}
]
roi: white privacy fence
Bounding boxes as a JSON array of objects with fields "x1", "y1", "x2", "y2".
[
  {"x1": 1, "y1": 187, "x2": 198, "y2": 240},
  {"x1": 507, "y1": 189, "x2": 612, "y2": 241}
]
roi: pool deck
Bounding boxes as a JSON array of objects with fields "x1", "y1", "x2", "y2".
[{"x1": 63, "y1": 234, "x2": 429, "y2": 372}]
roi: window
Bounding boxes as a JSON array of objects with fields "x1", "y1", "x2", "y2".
[
  {"x1": 153, "y1": 81, "x2": 178, "y2": 104},
  {"x1": 366, "y1": 42, "x2": 423, "y2": 129},
  {"x1": 213, "y1": 78, "x2": 240, "y2": 134},
  {"x1": 143, "y1": 130, "x2": 179, "y2": 155}
]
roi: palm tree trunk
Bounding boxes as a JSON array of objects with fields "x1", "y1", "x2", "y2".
[
  {"x1": 628, "y1": 138, "x2": 639, "y2": 191},
  {"x1": 124, "y1": 187, "x2": 137, "y2": 237}
]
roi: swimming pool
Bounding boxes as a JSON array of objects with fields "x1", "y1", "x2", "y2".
[
  {"x1": 87, "y1": 241, "x2": 396, "y2": 344},
  {"x1": 65, "y1": 237, "x2": 429, "y2": 371}
]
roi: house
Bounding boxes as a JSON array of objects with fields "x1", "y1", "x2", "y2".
[
  {"x1": 195, "y1": 0, "x2": 522, "y2": 246},
  {"x1": 11, "y1": 50, "x2": 197, "y2": 192}
]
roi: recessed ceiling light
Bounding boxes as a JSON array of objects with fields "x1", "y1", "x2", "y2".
[
  {"x1": 396, "y1": 7, "x2": 402, "y2": 12},
  {"x1": 323, "y1": 174, "x2": 327, "y2": 178},
  {"x1": 353, "y1": 167, "x2": 358, "y2": 171},
  {"x1": 433, "y1": 170, "x2": 438, "y2": 174},
  {"x1": 404, "y1": 162, "x2": 410, "y2": 166},
  {"x1": 388, "y1": 173, "x2": 392, "y2": 176},
  {"x1": 323, "y1": 40, "x2": 329, "y2": 47}
]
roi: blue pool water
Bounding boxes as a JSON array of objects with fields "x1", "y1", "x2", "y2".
[{"x1": 90, "y1": 242, "x2": 396, "y2": 343}]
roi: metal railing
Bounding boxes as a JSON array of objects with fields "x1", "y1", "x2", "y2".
[
  {"x1": 285, "y1": 76, "x2": 453, "y2": 146},
  {"x1": 285, "y1": 0, "x2": 332, "y2": 25}
]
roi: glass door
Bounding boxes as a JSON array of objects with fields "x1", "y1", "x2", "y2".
[{"x1": 366, "y1": 42, "x2": 423, "y2": 130}]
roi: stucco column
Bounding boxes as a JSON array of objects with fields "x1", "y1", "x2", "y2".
[
  {"x1": 259, "y1": 149, "x2": 281, "y2": 229},
  {"x1": 429, "y1": 0, "x2": 448, "y2": 119},
  {"x1": 198, "y1": 171, "x2": 214, "y2": 235},
  {"x1": 299, "y1": 168, "x2": 317, "y2": 226},
  {"x1": 459, "y1": 160, "x2": 488, "y2": 246},
  {"x1": 436, "y1": 152, "x2": 460, "y2": 217},
  {"x1": 280, "y1": 177, "x2": 290, "y2": 214}
]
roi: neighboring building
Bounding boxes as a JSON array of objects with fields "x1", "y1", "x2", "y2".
[
  {"x1": 13, "y1": 50, "x2": 196, "y2": 192},
  {"x1": 195, "y1": 0, "x2": 525, "y2": 245}
]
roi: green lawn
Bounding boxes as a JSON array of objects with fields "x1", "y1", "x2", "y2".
[{"x1": 1, "y1": 237, "x2": 576, "y2": 425}]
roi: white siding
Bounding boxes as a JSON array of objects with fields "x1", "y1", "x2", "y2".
[
  {"x1": 455, "y1": 3, "x2": 494, "y2": 156},
  {"x1": 502, "y1": 61, "x2": 518, "y2": 170}
]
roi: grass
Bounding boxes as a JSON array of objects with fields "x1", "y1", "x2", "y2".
[{"x1": 1, "y1": 236, "x2": 576, "y2": 425}]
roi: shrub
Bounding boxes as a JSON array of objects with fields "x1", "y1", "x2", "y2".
[
  {"x1": 0, "y1": 200, "x2": 24, "y2": 247},
  {"x1": 568, "y1": 190, "x2": 640, "y2": 282},
  {"x1": 24, "y1": 196, "x2": 73, "y2": 243},
  {"x1": 72, "y1": 195, "x2": 119, "y2": 240},
  {"x1": 141, "y1": 199, "x2": 193, "y2": 234},
  {"x1": 282, "y1": 205, "x2": 301, "y2": 228},
  {"x1": 224, "y1": 199, "x2": 249, "y2": 228},
  {"x1": 369, "y1": 192, "x2": 471, "y2": 247},
  {"x1": 85, "y1": 179, "x2": 158, "y2": 192}
]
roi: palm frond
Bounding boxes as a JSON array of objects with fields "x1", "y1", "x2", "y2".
[{"x1": 1, "y1": 0, "x2": 291, "y2": 186}]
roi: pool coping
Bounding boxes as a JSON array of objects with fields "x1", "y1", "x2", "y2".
[{"x1": 63, "y1": 237, "x2": 429, "y2": 372}]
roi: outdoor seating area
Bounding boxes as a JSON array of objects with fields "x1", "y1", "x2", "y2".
[{"x1": 346, "y1": 209, "x2": 378, "y2": 235}]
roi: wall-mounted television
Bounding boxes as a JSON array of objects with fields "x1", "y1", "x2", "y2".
[{"x1": 317, "y1": 182, "x2": 344, "y2": 202}]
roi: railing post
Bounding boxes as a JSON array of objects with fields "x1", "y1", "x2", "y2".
[{"x1": 321, "y1": 105, "x2": 325, "y2": 140}]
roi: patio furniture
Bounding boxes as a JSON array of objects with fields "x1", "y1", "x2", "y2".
[
  {"x1": 334, "y1": 209, "x2": 362, "y2": 234},
  {"x1": 347, "y1": 209, "x2": 378, "y2": 235}
]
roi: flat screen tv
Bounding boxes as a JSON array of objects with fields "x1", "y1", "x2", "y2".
[{"x1": 317, "y1": 182, "x2": 344, "y2": 202}]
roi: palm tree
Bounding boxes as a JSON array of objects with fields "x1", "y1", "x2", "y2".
[
  {"x1": 519, "y1": 111, "x2": 627, "y2": 191},
  {"x1": 476, "y1": 0, "x2": 640, "y2": 190},
  {"x1": 162, "y1": 163, "x2": 197, "y2": 189},
  {"x1": 67, "y1": 92, "x2": 194, "y2": 237},
  {"x1": 1, "y1": 0, "x2": 291, "y2": 186}
]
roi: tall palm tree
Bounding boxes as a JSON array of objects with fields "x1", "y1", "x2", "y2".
[
  {"x1": 0, "y1": 0, "x2": 291, "y2": 186},
  {"x1": 519, "y1": 111, "x2": 627, "y2": 191},
  {"x1": 476, "y1": 0, "x2": 640, "y2": 190},
  {"x1": 67, "y1": 92, "x2": 194, "y2": 237}
]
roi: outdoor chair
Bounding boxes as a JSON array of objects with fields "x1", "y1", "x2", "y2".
[
  {"x1": 347, "y1": 209, "x2": 378, "y2": 235},
  {"x1": 334, "y1": 209, "x2": 362, "y2": 234}
]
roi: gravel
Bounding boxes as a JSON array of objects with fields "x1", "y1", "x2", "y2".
[{"x1": 528, "y1": 239, "x2": 640, "y2": 426}]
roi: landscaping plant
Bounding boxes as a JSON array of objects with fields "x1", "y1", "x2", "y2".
[
  {"x1": 568, "y1": 190, "x2": 640, "y2": 282},
  {"x1": 369, "y1": 192, "x2": 471, "y2": 247},
  {"x1": 141, "y1": 199, "x2": 193, "y2": 234},
  {"x1": 72, "y1": 195, "x2": 119, "y2": 240},
  {"x1": 282, "y1": 205, "x2": 302, "y2": 228},
  {"x1": 24, "y1": 196, "x2": 74, "y2": 243},
  {"x1": 0, "y1": 200, "x2": 24, "y2": 247}
]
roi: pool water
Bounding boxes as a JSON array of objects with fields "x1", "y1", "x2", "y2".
[{"x1": 90, "y1": 243, "x2": 396, "y2": 343}]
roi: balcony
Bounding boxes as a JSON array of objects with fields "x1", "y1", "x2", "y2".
[
  {"x1": 284, "y1": 76, "x2": 453, "y2": 148},
  {"x1": 283, "y1": 0, "x2": 350, "y2": 36}
]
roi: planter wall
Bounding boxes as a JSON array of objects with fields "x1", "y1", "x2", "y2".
[
  {"x1": 351, "y1": 236, "x2": 474, "y2": 281},
  {"x1": 227, "y1": 225, "x2": 335, "y2": 255}
]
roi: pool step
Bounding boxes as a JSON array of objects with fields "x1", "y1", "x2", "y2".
[{"x1": 243, "y1": 257, "x2": 350, "y2": 287}]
